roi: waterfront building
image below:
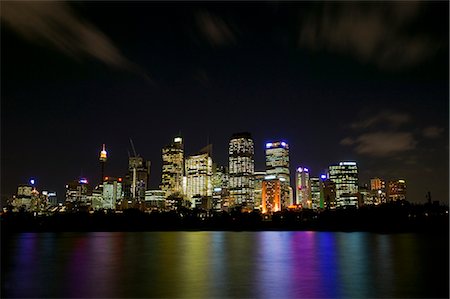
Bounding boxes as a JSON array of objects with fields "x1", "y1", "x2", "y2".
[
  {"x1": 160, "y1": 136, "x2": 184, "y2": 197},
  {"x1": 212, "y1": 165, "x2": 229, "y2": 211},
  {"x1": 262, "y1": 175, "x2": 282, "y2": 213},
  {"x1": 185, "y1": 151, "x2": 213, "y2": 206},
  {"x1": 370, "y1": 177, "x2": 386, "y2": 204},
  {"x1": 310, "y1": 177, "x2": 322, "y2": 210},
  {"x1": 65, "y1": 178, "x2": 92, "y2": 209},
  {"x1": 123, "y1": 156, "x2": 151, "y2": 206},
  {"x1": 102, "y1": 177, "x2": 123, "y2": 209},
  {"x1": 323, "y1": 178, "x2": 336, "y2": 209},
  {"x1": 328, "y1": 162, "x2": 359, "y2": 208},
  {"x1": 387, "y1": 179, "x2": 407, "y2": 202},
  {"x1": 253, "y1": 171, "x2": 266, "y2": 211},
  {"x1": 296, "y1": 166, "x2": 311, "y2": 208},
  {"x1": 265, "y1": 141, "x2": 290, "y2": 184},
  {"x1": 228, "y1": 132, "x2": 255, "y2": 208},
  {"x1": 144, "y1": 190, "x2": 166, "y2": 210}
]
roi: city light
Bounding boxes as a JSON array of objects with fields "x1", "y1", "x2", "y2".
[
  {"x1": 30, "y1": 179, "x2": 35, "y2": 185},
  {"x1": 266, "y1": 142, "x2": 273, "y2": 148},
  {"x1": 79, "y1": 178, "x2": 88, "y2": 184}
]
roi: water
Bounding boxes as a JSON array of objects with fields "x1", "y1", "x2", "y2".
[{"x1": 2, "y1": 231, "x2": 448, "y2": 298}]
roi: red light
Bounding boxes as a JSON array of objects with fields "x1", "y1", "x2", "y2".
[
  {"x1": 104, "y1": 176, "x2": 109, "y2": 181},
  {"x1": 118, "y1": 178, "x2": 122, "y2": 182}
]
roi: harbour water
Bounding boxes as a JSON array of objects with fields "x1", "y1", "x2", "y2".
[{"x1": 2, "y1": 231, "x2": 448, "y2": 298}]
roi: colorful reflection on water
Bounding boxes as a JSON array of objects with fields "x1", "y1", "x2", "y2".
[{"x1": 2, "y1": 231, "x2": 448, "y2": 298}]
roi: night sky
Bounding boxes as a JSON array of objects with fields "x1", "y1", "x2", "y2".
[{"x1": 2, "y1": 1, "x2": 448, "y2": 204}]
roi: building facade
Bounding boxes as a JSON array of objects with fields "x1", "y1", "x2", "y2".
[
  {"x1": 387, "y1": 179, "x2": 407, "y2": 202},
  {"x1": 185, "y1": 152, "x2": 213, "y2": 206},
  {"x1": 265, "y1": 141, "x2": 290, "y2": 184},
  {"x1": 228, "y1": 132, "x2": 255, "y2": 208},
  {"x1": 296, "y1": 166, "x2": 311, "y2": 208},
  {"x1": 160, "y1": 136, "x2": 184, "y2": 197},
  {"x1": 328, "y1": 162, "x2": 359, "y2": 208}
]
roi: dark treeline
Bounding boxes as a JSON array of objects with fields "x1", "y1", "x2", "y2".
[{"x1": 1, "y1": 202, "x2": 448, "y2": 234}]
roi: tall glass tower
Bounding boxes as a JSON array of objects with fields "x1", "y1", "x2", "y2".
[
  {"x1": 228, "y1": 132, "x2": 255, "y2": 208},
  {"x1": 160, "y1": 136, "x2": 184, "y2": 197},
  {"x1": 265, "y1": 141, "x2": 290, "y2": 184},
  {"x1": 328, "y1": 162, "x2": 359, "y2": 208}
]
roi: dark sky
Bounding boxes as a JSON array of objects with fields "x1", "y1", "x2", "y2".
[{"x1": 1, "y1": 1, "x2": 448, "y2": 204}]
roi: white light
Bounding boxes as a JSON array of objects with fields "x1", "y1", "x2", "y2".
[
  {"x1": 174, "y1": 137, "x2": 182, "y2": 143},
  {"x1": 304, "y1": 168, "x2": 309, "y2": 172},
  {"x1": 281, "y1": 142, "x2": 286, "y2": 147},
  {"x1": 340, "y1": 162, "x2": 356, "y2": 166},
  {"x1": 214, "y1": 187, "x2": 222, "y2": 192},
  {"x1": 266, "y1": 143, "x2": 273, "y2": 148},
  {"x1": 30, "y1": 179, "x2": 35, "y2": 185},
  {"x1": 297, "y1": 167, "x2": 303, "y2": 172},
  {"x1": 264, "y1": 175, "x2": 276, "y2": 180},
  {"x1": 279, "y1": 177, "x2": 286, "y2": 182}
]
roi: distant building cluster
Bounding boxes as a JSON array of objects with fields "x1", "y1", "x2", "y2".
[{"x1": 9, "y1": 133, "x2": 408, "y2": 213}]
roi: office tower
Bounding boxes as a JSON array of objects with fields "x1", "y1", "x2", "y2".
[
  {"x1": 144, "y1": 190, "x2": 166, "y2": 210},
  {"x1": 160, "y1": 136, "x2": 184, "y2": 197},
  {"x1": 102, "y1": 177, "x2": 123, "y2": 209},
  {"x1": 228, "y1": 132, "x2": 255, "y2": 208},
  {"x1": 358, "y1": 185, "x2": 373, "y2": 206},
  {"x1": 370, "y1": 177, "x2": 386, "y2": 204},
  {"x1": 322, "y1": 178, "x2": 336, "y2": 209},
  {"x1": 185, "y1": 151, "x2": 213, "y2": 206},
  {"x1": 125, "y1": 156, "x2": 151, "y2": 204},
  {"x1": 99, "y1": 144, "x2": 107, "y2": 184},
  {"x1": 262, "y1": 175, "x2": 282, "y2": 213},
  {"x1": 328, "y1": 162, "x2": 359, "y2": 208},
  {"x1": 265, "y1": 141, "x2": 290, "y2": 183},
  {"x1": 296, "y1": 166, "x2": 311, "y2": 208},
  {"x1": 212, "y1": 165, "x2": 229, "y2": 211},
  {"x1": 310, "y1": 177, "x2": 321, "y2": 210},
  {"x1": 387, "y1": 179, "x2": 407, "y2": 202},
  {"x1": 14, "y1": 184, "x2": 33, "y2": 210},
  {"x1": 65, "y1": 178, "x2": 92, "y2": 208},
  {"x1": 253, "y1": 171, "x2": 266, "y2": 211}
]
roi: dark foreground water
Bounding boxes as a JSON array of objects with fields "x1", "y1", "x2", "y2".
[{"x1": 2, "y1": 231, "x2": 448, "y2": 298}]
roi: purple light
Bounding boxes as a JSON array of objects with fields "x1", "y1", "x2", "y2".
[
  {"x1": 30, "y1": 179, "x2": 35, "y2": 185},
  {"x1": 266, "y1": 142, "x2": 273, "y2": 148},
  {"x1": 304, "y1": 168, "x2": 309, "y2": 172},
  {"x1": 320, "y1": 174, "x2": 326, "y2": 180},
  {"x1": 281, "y1": 142, "x2": 286, "y2": 147},
  {"x1": 79, "y1": 178, "x2": 88, "y2": 184}
]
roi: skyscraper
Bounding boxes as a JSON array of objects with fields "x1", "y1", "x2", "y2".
[
  {"x1": 228, "y1": 132, "x2": 255, "y2": 208},
  {"x1": 265, "y1": 141, "x2": 290, "y2": 184},
  {"x1": 328, "y1": 162, "x2": 359, "y2": 208},
  {"x1": 387, "y1": 179, "x2": 407, "y2": 202},
  {"x1": 160, "y1": 136, "x2": 184, "y2": 197},
  {"x1": 185, "y1": 151, "x2": 213, "y2": 206},
  {"x1": 262, "y1": 175, "x2": 281, "y2": 213},
  {"x1": 296, "y1": 166, "x2": 311, "y2": 208},
  {"x1": 253, "y1": 171, "x2": 266, "y2": 211},
  {"x1": 310, "y1": 177, "x2": 321, "y2": 210}
]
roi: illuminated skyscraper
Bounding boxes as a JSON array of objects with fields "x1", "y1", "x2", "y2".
[
  {"x1": 262, "y1": 175, "x2": 281, "y2": 213},
  {"x1": 296, "y1": 166, "x2": 311, "y2": 208},
  {"x1": 310, "y1": 177, "x2": 321, "y2": 210},
  {"x1": 160, "y1": 136, "x2": 184, "y2": 197},
  {"x1": 185, "y1": 151, "x2": 213, "y2": 206},
  {"x1": 370, "y1": 177, "x2": 386, "y2": 204},
  {"x1": 228, "y1": 132, "x2": 255, "y2": 208},
  {"x1": 265, "y1": 141, "x2": 290, "y2": 184},
  {"x1": 253, "y1": 171, "x2": 266, "y2": 210},
  {"x1": 102, "y1": 177, "x2": 123, "y2": 209},
  {"x1": 328, "y1": 162, "x2": 359, "y2": 208},
  {"x1": 124, "y1": 156, "x2": 151, "y2": 206},
  {"x1": 387, "y1": 179, "x2": 407, "y2": 202}
]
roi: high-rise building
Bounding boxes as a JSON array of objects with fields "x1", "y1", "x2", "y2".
[
  {"x1": 185, "y1": 151, "x2": 213, "y2": 206},
  {"x1": 328, "y1": 162, "x2": 359, "y2": 208},
  {"x1": 262, "y1": 175, "x2": 282, "y2": 213},
  {"x1": 212, "y1": 165, "x2": 229, "y2": 211},
  {"x1": 387, "y1": 179, "x2": 407, "y2": 202},
  {"x1": 310, "y1": 177, "x2": 322, "y2": 210},
  {"x1": 265, "y1": 141, "x2": 290, "y2": 184},
  {"x1": 322, "y1": 178, "x2": 336, "y2": 209},
  {"x1": 102, "y1": 177, "x2": 123, "y2": 209},
  {"x1": 296, "y1": 166, "x2": 311, "y2": 208},
  {"x1": 125, "y1": 156, "x2": 151, "y2": 205},
  {"x1": 228, "y1": 132, "x2": 255, "y2": 208},
  {"x1": 144, "y1": 190, "x2": 166, "y2": 210},
  {"x1": 253, "y1": 171, "x2": 266, "y2": 211},
  {"x1": 370, "y1": 177, "x2": 386, "y2": 204},
  {"x1": 160, "y1": 136, "x2": 184, "y2": 197},
  {"x1": 65, "y1": 178, "x2": 92, "y2": 208}
]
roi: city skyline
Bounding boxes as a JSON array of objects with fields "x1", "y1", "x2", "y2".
[{"x1": 2, "y1": 2, "x2": 448, "y2": 205}]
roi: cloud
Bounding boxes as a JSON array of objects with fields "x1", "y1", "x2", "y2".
[
  {"x1": 196, "y1": 11, "x2": 236, "y2": 47},
  {"x1": 422, "y1": 126, "x2": 444, "y2": 139},
  {"x1": 298, "y1": 2, "x2": 440, "y2": 70},
  {"x1": 1, "y1": 2, "x2": 145, "y2": 75},
  {"x1": 350, "y1": 111, "x2": 411, "y2": 130},
  {"x1": 341, "y1": 132, "x2": 416, "y2": 157}
]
